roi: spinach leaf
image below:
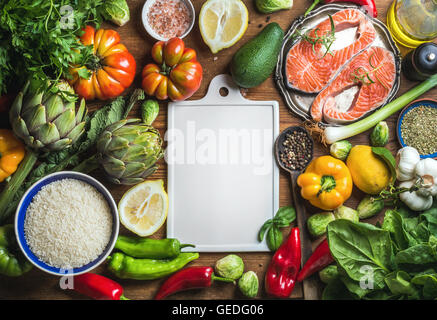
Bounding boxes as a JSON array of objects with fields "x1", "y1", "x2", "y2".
[
  {"x1": 412, "y1": 274, "x2": 437, "y2": 299},
  {"x1": 322, "y1": 277, "x2": 358, "y2": 300},
  {"x1": 384, "y1": 271, "x2": 419, "y2": 298},
  {"x1": 395, "y1": 244, "x2": 437, "y2": 273},
  {"x1": 382, "y1": 210, "x2": 412, "y2": 250},
  {"x1": 327, "y1": 220, "x2": 394, "y2": 290},
  {"x1": 421, "y1": 208, "x2": 437, "y2": 237}
]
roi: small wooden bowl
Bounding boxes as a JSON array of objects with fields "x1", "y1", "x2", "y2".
[{"x1": 397, "y1": 98, "x2": 437, "y2": 159}]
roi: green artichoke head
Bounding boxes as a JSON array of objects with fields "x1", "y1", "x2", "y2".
[
  {"x1": 97, "y1": 119, "x2": 164, "y2": 185},
  {"x1": 9, "y1": 80, "x2": 87, "y2": 152}
]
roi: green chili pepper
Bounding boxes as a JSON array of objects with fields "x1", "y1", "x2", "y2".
[
  {"x1": 0, "y1": 224, "x2": 32, "y2": 277},
  {"x1": 107, "y1": 252, "x2": 199, "y2": 280},
  {"x1": 114, "y1": 235, "x2": 195, "y2": 259}
]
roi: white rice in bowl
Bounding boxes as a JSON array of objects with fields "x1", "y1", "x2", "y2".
[{"x1": 24, "y1": 178, "x2": 113, "y2": 269}]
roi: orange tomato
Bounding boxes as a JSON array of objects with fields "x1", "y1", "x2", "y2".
[
  {"x1": 141, "y1": 38, "x2": 203, "y2": 101},
  {"x1": 69, "y1": 26, "x2": 136, "y2": 100}
]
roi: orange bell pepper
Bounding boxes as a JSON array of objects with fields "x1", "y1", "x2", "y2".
[
  {"x1": 0, "y1": 129, "x2": 25, "y2": 182},
  {"x1": 297, "y1": 155, "x2": 352, "y2": 210}
]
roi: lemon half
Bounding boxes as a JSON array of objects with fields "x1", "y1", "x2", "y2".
[
  {"x1": 199, "y1": 0, "x2": 249, "y2": 54},
  {"x1": 118, "y1": 179, "x2": 169, "y2": 237}
]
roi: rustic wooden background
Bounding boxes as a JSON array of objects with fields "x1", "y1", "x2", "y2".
[{"x1": 1, "y1": 0, "x2": 436, "y2": 300}]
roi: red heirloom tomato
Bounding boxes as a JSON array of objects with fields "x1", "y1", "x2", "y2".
[
  {"x1": 141, "y1": 38, "x2": 203, "y2": 101},
  {"x1": 69, "y1": 25, "x2": 136, "y2": 100}
]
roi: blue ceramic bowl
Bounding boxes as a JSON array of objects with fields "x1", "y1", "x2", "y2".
[
  {"x1": 397, "y1": 99, "x2": 437, "y2": 159},
  {"x1": 15, "y1": 171, "x2": 119, "y2": 276}
]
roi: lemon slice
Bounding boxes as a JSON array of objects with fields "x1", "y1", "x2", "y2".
[
  {"x1": 118, "y1": 179, "x2": 168, "y2": 237},
  {"x1": 199, "y1": 0, "x2": 249, "y2": 54}
]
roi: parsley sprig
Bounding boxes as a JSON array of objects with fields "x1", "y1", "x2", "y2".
[{"x1": 0, "y1": 0, "x2": 104, "y2": 95}]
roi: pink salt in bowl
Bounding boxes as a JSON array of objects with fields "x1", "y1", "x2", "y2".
[{"x1": 141, "y1": 0, "x2": 195, "y2": 41}]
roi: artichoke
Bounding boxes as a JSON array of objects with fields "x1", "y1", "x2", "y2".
[
  {"x1": 10, "y1": 81, "x2": 87, "y2": 152},
  {"x1": 96, "y1": 119, "x2": 163, "y2": 185}
]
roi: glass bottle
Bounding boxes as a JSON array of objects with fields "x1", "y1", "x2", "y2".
[{"x1": 387, "y1": 0, "x2": 437, "y2": 48}]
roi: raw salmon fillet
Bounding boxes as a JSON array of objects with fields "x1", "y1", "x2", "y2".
[
  {"x1": 286, "y1": 9, "x2": 376, "y2": 93},
  {"x1": 310, "y1": 46, "x2": 396, "y2": 123}
]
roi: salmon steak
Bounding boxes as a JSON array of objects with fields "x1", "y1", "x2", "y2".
[
  {"x1": 310, "y1": 46, "x2": 396, "y2": 123},
  {"x1": 286, "y1": 9, "x2": 376, "y2": 93}
]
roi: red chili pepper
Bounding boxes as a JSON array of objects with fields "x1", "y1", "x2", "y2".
[
  {"x1": 265, "y1": 227, "x2": 301, "y2": 299},
  {"x1": 155, "y1": 266, "x2": 235, "y2": 300},
  {"x1": 73, "y1": 273, "x2": 129, "y2": 300},
  {"x1": 297, "y1": 238, "x2": 334, "y2": 282},
  {"x1": 305, "y1": 0, "x2": 377, "y2": 18}
]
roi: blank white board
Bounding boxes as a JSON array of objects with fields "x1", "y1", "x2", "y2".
[{"x1": 167, "y1": 74, "x2": 279, "y2": 252}]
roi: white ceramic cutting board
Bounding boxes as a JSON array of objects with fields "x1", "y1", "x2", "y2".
[{"x1": 167, "y1": 74, "x2": 279, "y2": 252}]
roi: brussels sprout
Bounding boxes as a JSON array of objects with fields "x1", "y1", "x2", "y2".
[
  {"x1": 255, "y1": 0, "x2": 293, "y2": 13},
  {"x1": 319, "y1": 265, "x2": 339, "y2": 284},
  {"x1": 102, "y1": 0, "x2": 130, "y2": 26},
  {"x1": 238, "y1": 271, "x2": 259, "y2": 298},
  {"x1": 141, "y1": 99, "x2": 160, "y2": 125},
  {"x1": 215, "y1": 254, "x2": 244, "y2": 280},
  {"x1": 370, "y1": 121, "x2": 389, "y2": 147},
  {"x1": 330, "y1": 140, "x2": 352, "y2": 161},
  {"x1": 307, "y1": 212, "x2": 335, "y2": 237},
  {"x1": 333, "y1": 205, "x2": 359, "y2": 222},
  {"x1": 357, "y1": 195, "x2": 384, "y2": 219}
]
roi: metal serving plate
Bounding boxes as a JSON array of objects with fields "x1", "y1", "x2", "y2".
[{"x1": 275, "y1": 4, "x2": 402, "y2": 125}]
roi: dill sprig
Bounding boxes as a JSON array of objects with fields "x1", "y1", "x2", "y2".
[
  {"x1": 293, "y1": 15, "x2": 336, "y2": 59},
  {"x1": 350, "y1": 52, "x2": 390, "y2": 90}
]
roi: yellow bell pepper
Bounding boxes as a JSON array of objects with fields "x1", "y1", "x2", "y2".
[
  {"x1": 0, "y1": 129, "x2": 25, "y2": 182},
  {"x1": 297, "y1": 155, "x2": 353, "y2": 210}
]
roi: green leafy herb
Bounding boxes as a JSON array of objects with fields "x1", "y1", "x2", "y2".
[
  {"x1": 258, "y1": 206, "x2": 296, "y2": 251},
  {"x1": 293, "y1": 15, "x2": 336, "y2": 59},
  {"x1": 266, "y1": 225, "x2": 283, "y2": 251},
  {"x1": 0, "y1": 0, "x2": 105, "y2": 95},
  {"x1": 350, "y1": 53, "x2": 390, "y2": 90}
]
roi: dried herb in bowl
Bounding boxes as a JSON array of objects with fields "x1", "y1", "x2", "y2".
[{"x1": 400, "y1": 104, "x2": 437, "y2": 156}]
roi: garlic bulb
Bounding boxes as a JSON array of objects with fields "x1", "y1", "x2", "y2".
[
  {"x1": 415, "y1": 158, "x2": 437, "y2": 197},
  {"x1": 396, "y1": 147, "x2": 420, "y2": 181},
  {"x1": 399, "y1": 180, "x2": 433, "y2": 211}
]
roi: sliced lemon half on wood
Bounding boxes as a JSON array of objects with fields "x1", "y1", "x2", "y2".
[
  {"x1": 118, "y1": 179, "x2": 168, "y2": 237},
  {"x1": 199, "y1": 0, "x2": 249, "y2": 54}
]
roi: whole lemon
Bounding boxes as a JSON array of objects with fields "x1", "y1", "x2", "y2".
[{"x1": 346, "y1": 145, "x2": 390, "y2": 195}]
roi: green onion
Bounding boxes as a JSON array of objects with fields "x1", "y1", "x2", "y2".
[{"x1": 324, "y1": 74, "x2": 437, "y2": 144}]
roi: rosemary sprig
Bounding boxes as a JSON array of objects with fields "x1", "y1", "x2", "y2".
[
  {"x1": 292, "y1": 15, "x2": 336, "y2": 59},
  {"x1": 350, "y1": 52, "x2": 390, "y2": 90}
]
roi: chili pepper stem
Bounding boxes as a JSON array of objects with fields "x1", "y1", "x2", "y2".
[
  {"x1": 211, "y1": 274, "x2": 236, "y2": 284},
  {"x1": 119, "y1": 295, "x2": 130, "y2": 300},
  {"x1": 305, "y1": 0, "x2": 322, "y2": 16}
]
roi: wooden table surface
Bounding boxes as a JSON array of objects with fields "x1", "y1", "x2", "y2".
[{"x1": 1, "y1": 0, "x2": 436, "y2": 300}]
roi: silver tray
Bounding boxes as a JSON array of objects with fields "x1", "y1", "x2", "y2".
[{"x1": 275, "y1": 4, "x2": 402, "y2": 125}]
